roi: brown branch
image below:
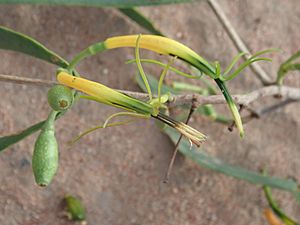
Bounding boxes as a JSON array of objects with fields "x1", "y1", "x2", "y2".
[
  {"x1": 168, "y1": 85, "x2": 300, "y2": 107},
  {"x1": 1, "y1": 74, "x2": 299, "y2": 109},
  {"x1": 207, "y1": 0, "x2": 273, "y2": 85},
  {"x1": 0, "y1": 74, "x2": 57, "y2": 87}
]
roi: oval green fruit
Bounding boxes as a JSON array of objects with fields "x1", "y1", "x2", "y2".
[
  {"x1": 32, "y1": 111, "x2": 58, "y2": 187},
  {"x1": 32, "y1": 130, "x2": 58, "y2": 186},
  {"x1": 48, "y1": 85, "x2": 73, "y2": 111}
]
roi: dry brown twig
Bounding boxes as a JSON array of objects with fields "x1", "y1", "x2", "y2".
[
  {"x1": 0, "y1": 74, "x2": 57, "y2": 87},
  {"x1": 1, "y1": 73, "x2": 299, "y2": 108},
  {"x1": 207, "y1": 0, "x2": 273, "y2": 85},
  {"x1": 168, "y1": 85, "x2": 300, "y2": 107}
]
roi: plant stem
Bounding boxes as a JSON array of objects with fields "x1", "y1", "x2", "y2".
[{"x1": 68, "y1": 42, "x2": 106, "y2": 70}]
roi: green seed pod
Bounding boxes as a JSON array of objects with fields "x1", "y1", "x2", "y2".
[
  {"x1": 32, "y1": 111, "x2": 58, "y2": 186},
  {"x1": 64, "y1": 195, "x2": 86, "y2": 221},
  {"x1": 48, "y1": 85, "x2": 73, "y2": 111}
]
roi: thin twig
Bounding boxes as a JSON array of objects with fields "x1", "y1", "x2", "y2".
[
  {"x1": 168, "y1": 85, "x2": 300, "y2": 107},
  {"x1": 0, "y1": 74, "x2": 57, "y2": 87},
  {"x1": 207, "y1": 0, "x2": 273, "y2": 85},
  {"x1": 0, "y1": 73, "x2": 152, "y2": 101},
  {"x1": 258, "y1": 99, "x2": 297, "y2": 116},
  {"x1": 1, "y1": 74, "x2": 300, "y2": 108},
  {"x1": 163, "y1": 96, "x2": 198, "y2": 183},
  {"x1": 238, "y1": 99, "x2": 297, "y2": 125},
  {"x1": 1, "y1": 73, "x2": 299, "y2": 135}
]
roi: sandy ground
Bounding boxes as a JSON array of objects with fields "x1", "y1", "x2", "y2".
[{"x1": 0, "y1": 0, "x2": 299, "y2": 224}]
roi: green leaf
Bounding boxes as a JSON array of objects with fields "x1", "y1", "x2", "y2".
[
  {"x1": 164, "y1": 127, "x2": 300, "y2": 193},
  {"x1": 0, "y1": 26, "x2": 68, "y2": 67},
  {"x1": 222, "y1": 49, "x2": 277, "y2": 81},
  {"x1": 136, "y1": 73, "x2": 178, "y2": 95},
  {"x1": 171, "y1": 81, "x2": 207, "y2": 94},
  {"x1": 283, "y1": 50, "x2": 300, "y2": 65},
  {"x1": 263, "y1": 185, "x2": 299, "y2": 225},
  {"x1": 119, "y1": 8, "x2": 163, "y2": 35},
  {"x1": 223, "y1": 52, "x2": 247, "y2": 77},
  {"x1": 277, "y1": 50, "x2": 300, "y2": 85},
  {"x1": 0, "y1": 0, "x2": 195, "y2": 7},
  {"x1": 0, "y1": 121, "x2": 45, "y2": 152},
  {"x1": 127, "y1": 58, "x2": 200, "y2": 79}
]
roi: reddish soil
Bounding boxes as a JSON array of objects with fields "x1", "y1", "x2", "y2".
[{"x1": 0, "y1": 1, "x2": 299, "y2": 224}]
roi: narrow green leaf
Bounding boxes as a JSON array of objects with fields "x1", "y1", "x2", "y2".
[
  {"x1": 277, "y1": 62, "x2": 300, "y2": 85},
  {"x1": 164, "y1": 127, "x2": 299, "y2": 193},
  {"x1": 222, "y1": 49, "x2": 276, "y2": 81},
  {"x1": 70, "y1": 120, "x2": 132, "y2": 144},
  {"x1": 135, "y1": 34, "x2": 153, "y2": 101},
  {"x1": 157, "y1": 57, "x2": 175, "y2": 105},
  {"x1": 224, "y1": 57, "x2": 272, "y2": 81},
  {"x1": 136, "y1": 73, "x2": 178, "y2": 95},
  {"x1": 127, "y1": 58, "x2": 201, "y2": 79},
  {"x1": 0, "y1": 0, "x2": 195, "y2": 7},
  {"x1": 283, "y1": 50, "x2": 300, "y2": 65},
  {"x1": 214, "y1": 61, "x2": 221, "y2": 78},
  {"x1": 223, "y1": 52, "x2": 247, "y2": 77},
  {"x1": 264, "y1": 185, "x2": 299, "y2": 225},
  {"x1": 0, "y1": 121, "x2": 45, "y2": 152},
  {"x1": 119, "y1": 8, "x2": 163, "y2": 36},
  {"x1": 0, "y1": 26, "x2": 68, "y2": 67},
  {"x1": 190, "y1": 67, "x2": 217, "y2": 94},
  {"x1": 172, "y1": 81, "x2": 207, "y2": 94},
  {"x1": 248, "y1": 48, "x2": 279, "y2": 61},
  {"x1": 288, "y1": 63, "x2": 300, "y2": 70}
]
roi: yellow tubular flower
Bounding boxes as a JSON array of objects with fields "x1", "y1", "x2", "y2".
[
  {"x1": 67, "y1": 34, "x2": 243, "y2": 138},
  {"x1": 104, "y1": 35, "x2": 216, "y2": 78},
  {"x1": 104, "y1": 35, "x2": 243, "y2": 137},
  {"x1": 57, "y1": 71, "x2": 207, "y2": 147},
  {"x1": 57, "y1": 71, "x2": 154, "y2": 115}
]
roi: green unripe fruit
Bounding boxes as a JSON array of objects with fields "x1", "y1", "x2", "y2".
[
  {"x1": 48, "y1": 85, "x2": 73, "y2": 111},
  {"x1": 32, "y1": 111, "x2": 58, "y2": 186},
  {"x1": 64, "y1": 195, "x2": 86, "y2": 221}
]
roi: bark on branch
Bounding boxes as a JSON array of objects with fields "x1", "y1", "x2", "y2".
[{"x1": 1, "y1": 74, "x2": 299, "y2": 109}]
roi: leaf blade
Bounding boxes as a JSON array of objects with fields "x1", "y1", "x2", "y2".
[
  {"x1": 0, "y1": 121, "x2": 45, "y2": 152},
  {"x1": 0, "y1": 0, "x2": 195, "y2": 7},
  {"x1": 0, "y1": 26, "x2": 68, "y2": 67},
  {"x1": 164, "y1": 127, "x2": 299, "y2": 193},
  {"x1": 119, "y1": 8, "x2": 163, "y2": 35}
]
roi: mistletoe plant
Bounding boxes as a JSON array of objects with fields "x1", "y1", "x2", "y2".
[{"x1": 0, "y1": 26, "x2": 299, "y2": 204}]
